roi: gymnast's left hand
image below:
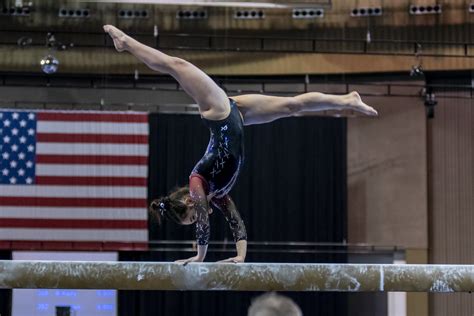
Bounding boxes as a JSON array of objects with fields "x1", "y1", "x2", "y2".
[
  {"x1": 218, "y1": 256, "x2": 245, "y2": 264},
  {"x1": 175, "y1": 255, "x2": 204, "y2": 266}
]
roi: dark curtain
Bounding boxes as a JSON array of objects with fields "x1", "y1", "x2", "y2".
[
  {"x1": 119, "y1": 113, "x2": 348, "y2": 316},
  {"x1": 0, "y1": 251, "x2": 11, "y2": 316}
]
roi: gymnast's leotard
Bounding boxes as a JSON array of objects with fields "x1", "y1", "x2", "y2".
[
  {"x1": 190, "y1": 98, "x2": 244, "y2": 199},
  {"x1": 190, "y1": 99, "x2": 247, "y2": 247}
]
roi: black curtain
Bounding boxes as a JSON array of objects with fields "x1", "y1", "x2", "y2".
[
  {"x1": 119, "y1": 113, "x2": 348, "y2": 316},
  {"x1": 0, "y1": 251, "x2": 11, "y2": 316}
]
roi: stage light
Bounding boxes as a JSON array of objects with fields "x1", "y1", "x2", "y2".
[
  {"x1": 40, "y1": 55, "x2": 59, "y2": 74},
  {"x1": 410, "y1": 65, "x2": 424, "y2": 77}
]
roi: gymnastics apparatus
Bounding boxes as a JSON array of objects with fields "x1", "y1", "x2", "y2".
[{"x1": 0, "y1": 261, "x2": 473, "y2": 292}]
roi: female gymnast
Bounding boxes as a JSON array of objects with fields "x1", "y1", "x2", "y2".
[{"x1": 104, "y1": 25, "x2": 378, "y2": 265}]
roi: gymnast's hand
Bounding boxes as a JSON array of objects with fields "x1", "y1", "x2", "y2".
[
  {"x1": 175, "y1": 255, "x2": 204, "y2": 266},
  {"x1": 218, "y1": 256, "x2": 245, "y2": 264}
]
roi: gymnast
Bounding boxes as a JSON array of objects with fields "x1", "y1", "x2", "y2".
[{"x1": 104, "y1": 25, "x2": 377, "y2": 265}]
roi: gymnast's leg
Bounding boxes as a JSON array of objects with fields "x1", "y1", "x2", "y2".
[
  {"x1": 232, "y1": 92, "x2": 378, "y2": 125},
  {"x1": 103, "y1": 25, "x2": 229, "y2": 119}
]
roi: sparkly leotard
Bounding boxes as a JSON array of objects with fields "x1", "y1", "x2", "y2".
[{"x1": 190, "y1": 98, "x2": 244, "y2": 198}]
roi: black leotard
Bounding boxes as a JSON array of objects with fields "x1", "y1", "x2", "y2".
[{"x1": 190, "y1": 98, "x2": 244, "y2": 198}]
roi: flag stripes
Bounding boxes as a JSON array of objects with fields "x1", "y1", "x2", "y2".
[{"x1": 0, "y1": 110, "x2": 149, "y2": 249}]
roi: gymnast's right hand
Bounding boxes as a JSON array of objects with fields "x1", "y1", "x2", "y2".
[{"x1": 175, "y1": 255, "x2": 204, "y2": 266}]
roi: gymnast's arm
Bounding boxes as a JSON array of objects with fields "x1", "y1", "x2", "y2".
[
  {"x1": 175, "y1": 176, "x2": 210, "y2": 265},
  {"x1": 211, "y1": 195, "x2": 247, "y2": 263}
]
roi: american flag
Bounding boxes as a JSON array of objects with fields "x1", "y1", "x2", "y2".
[{"x1": 0, "y1": 110, "x2": 149, "y2": 250}]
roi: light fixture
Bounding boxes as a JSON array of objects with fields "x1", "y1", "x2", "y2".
[
  {"x1": 1, "y1": 4, "x2": 31, "y2": 16},
  {"x1": 117, "y1": 9, "x2": 149, "y2": 19},
  {"x1": 469, "y1": 3, "x2": 474, "y2": 12},
  {"x1": 351, "y1": 7, "x2": 382, "y2": 17},
  {"x1": 58, "y1": 8, "x2": 90, "y2": 18},
  {"x1": 410, "y1": 65, "x2": 424, "y2": 77},
  {"x1": 40, "y1": 55, "x2": 59, "y2": 74},
  {"x1": 176, "y1": 10, "x2": 207, "y2": 19},
  {"x1": 424, "y1": 88, "x2": 437, "y2": 119},
  {"x1": 410, "y1": 43, "x2": 424, "y2": 77},
  {"x1": 292, "y1": 8, "x2": 324, "y2": 19},
  {"x1": 409, "y1": 4, "x2": 441, "y2": 15},
  {"x1": 234, "y1": 9, "x2": 264, "y2": 19}
]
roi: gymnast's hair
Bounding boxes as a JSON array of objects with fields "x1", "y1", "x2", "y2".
[{"x1": 149, "y1": 186, "x2": 190, "y2": 225}]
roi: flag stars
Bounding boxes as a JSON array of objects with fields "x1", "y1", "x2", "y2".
[{"x1": 0, "y1": 111, "x2": 37, "y2": 185}]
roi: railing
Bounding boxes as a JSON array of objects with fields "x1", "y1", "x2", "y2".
[{"x1": 1, "y1": 29, "x2": 474, "y2": 57}]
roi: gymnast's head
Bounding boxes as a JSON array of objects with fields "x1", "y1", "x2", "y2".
[
  {"x1": 247, "y1": 292, "x2": 302, "y2": 316},
  {"x1": 149, "y1": 186, "x2": 196, "y2": 226}
]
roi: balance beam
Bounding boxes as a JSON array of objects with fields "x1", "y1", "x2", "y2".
[{"x1": 0, "y1": 261, "x2": 473, "y2": 292}]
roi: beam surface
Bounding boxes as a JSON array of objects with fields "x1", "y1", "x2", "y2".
[{"x1": 0, "y1": 261, "x2": 473, "y2": 292}]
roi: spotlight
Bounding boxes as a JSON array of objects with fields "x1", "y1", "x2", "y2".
[
  {"x1": 40, "y1": 55, "x2": 59, "y2": 74},
  {"x1": 469, "y1": 4, "x2": 474, "y2": 12},
  {"x1": 410, "y1": 65, "x2": 424, "y2": 77},
  {"x1": 424, "y1": 88, "x2": 437, "y2": 119}
]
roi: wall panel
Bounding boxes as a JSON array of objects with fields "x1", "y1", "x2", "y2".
[
  {"x1": 429, "y1": 96, "x2": 474, "y2": 316},
  {"x1": 347, "y1": 95, "x2": 427, "y2": 248}
]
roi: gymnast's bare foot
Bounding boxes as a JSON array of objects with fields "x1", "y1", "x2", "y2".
[
  {"x1": 103, "y1": 24, "x2": 128, "y2": 52},
  {"x1": 345, "y1": 91, "x2": 378, "y2": 116}
]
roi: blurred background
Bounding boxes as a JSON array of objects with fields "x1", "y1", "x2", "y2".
[{"x1": 0, "y1": 0, "x2": 472, "y2": 315}]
